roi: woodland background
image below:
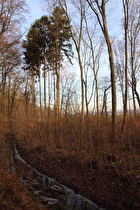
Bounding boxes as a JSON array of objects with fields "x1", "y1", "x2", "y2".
[{"x1": 0, "y1": 0, "x2": 140, "y2": 204}]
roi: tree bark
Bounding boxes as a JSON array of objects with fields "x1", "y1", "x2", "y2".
[
  {"x1": 31, "y1": 69, "x2": 35, "y2": 108},
  {"x1": 121, "y1": 0, "x2": 129, "y2": 133},
  {"x1": 86, "y1": 0, "x2": 117, "y2": 141}
]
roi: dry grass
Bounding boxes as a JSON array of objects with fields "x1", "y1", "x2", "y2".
[
  {"x1": 11, "y1": 107, "x2": 140, "y2": 175},
  {"x1": 0, "y1": 107, "x2": 139, "y2": 209}
]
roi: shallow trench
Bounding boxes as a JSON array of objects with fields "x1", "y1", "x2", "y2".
[{"x1": 5, "y1": 135, "x2": 105, "y2": 210}]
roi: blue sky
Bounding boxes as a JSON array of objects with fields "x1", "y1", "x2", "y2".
[
  {"x1": 23, "y1": 0, "x2": 45, "y2": 34},
  {"x1": 23, "y1": 0, "x2": 123, "y2": 78},
  {"x1": 24, "y1": 0, "x2": 123, "y2": 37},
  {"x1": 27, "y1": 0, "x2": 44, "y2": 20},
  {"x1": 22, "y1": 0, "x2": 140, "y2": 109}
]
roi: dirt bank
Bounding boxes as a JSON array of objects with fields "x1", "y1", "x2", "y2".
[{"x1": 17, "y1": 145, "x2": 140, "y2": 210}]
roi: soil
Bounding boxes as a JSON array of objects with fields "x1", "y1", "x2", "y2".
[{"x1": 16, "y1": 145, "x2": 140, "y2": 210}]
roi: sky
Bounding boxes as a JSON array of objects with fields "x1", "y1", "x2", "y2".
[
  {"x1": 23, "y1": 0, "x2": 123, "y2": 74},
  {"x1": 23, "y1": 0, "x2": 123, "y2": 81},
  {"x1": 22, "y1": 0, "x2": 140, "y2": 110},
  {"x1": 24, "y1": 0, "x2": 123, "y2": 37},
  {"x1": 27, "y1": 0, "x2": 44, "y2": 20},
  {"x1": 22, "y1": 0, "x2": 45, "y2": 35}
]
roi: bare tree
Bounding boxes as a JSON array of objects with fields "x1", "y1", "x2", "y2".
[
  {"x1": 83, "y1": 17, "x2": 104, "y2": 118},
  {"x1": 61, "y1": 69, "x2": 77, "y2": 116},
  {"x1": 52, "y1": 0, "x2": 87, "y2": 122},
  {"x1": 121, "y1": 0, "x2": 129, "y2": 132},
  {"x1": 0, "y1": 44, "x2": 21, "y2": 114},
  {"x1": 0, "y1": 0, "x2": 27, "y2": 36},
  {"x1": 7, "y1": 72, "x2": 25, "y2": 116},
  {"x1": 114, "y1": 41, "x2": 125, "y2": 111},
  {"x1": 128, "y1": 0, "x2": 140, "y2": 111},
  {"x1": 86, "y1": 0, "x2": 117, "y2": 141},
  {"x1": 0, "y1": 0, "x2": 28, "y2": 114}
]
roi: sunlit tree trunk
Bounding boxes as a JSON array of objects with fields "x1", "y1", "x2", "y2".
[
  {"x1": 87, "y1": 0, "x2": 117, "y2": 141},
  {"x1": 47, "y1": 71, "x2": 50, "y2": 117},
  {"x1": 103, "y1": 22, "x2": 116, "y2": 141},
  {"x1": 31, "y1": 69, "x2": 35, "y2": 108},
  {"x1": 44, "y1": 67, "x2": 47, "y2": 110},
  {"x1": 38, "y1": 67, "x2": 42, "y2": 114},
  {"x1": 77, "y1": 48, "x2": 85, "y2": 122},
  {"x1": 54, "y1": 28, "x2": 60, "y2": 119},
  {"x1": 8, "y1": 77, "x2": 11, "y2": 117},
  {"x1": 24, "y1": 72, "x2": 30, "y2": 113}
]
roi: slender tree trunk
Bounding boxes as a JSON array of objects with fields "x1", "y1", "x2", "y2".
[
  {"x1": 53, "y1": 69, "x2": 56, "y2": 111},
  {"x1": 103, "y1": 23, "x2": 117, "y2": 141},
  {"x1": 95, "y1": 78, "x2": 99, "y2": 120},
  {"x1": 8, "y1": 77, "x2": 11, "y2": 117},
  {"x1": 55, "y1": 68, "x2": 60, "y2": 118},
  {"x1": 57, "y1": 0, "x2": 85, "y2": 122},
  {"x1": 48, "y1": 71, "x2": 51, "y2": 117},
  {"x1": 31, "y1": 69, "x2": 35, "y2": 108},
  {"x1": 24, "y1": 73, "x2": 29, "y2": 113},
  {"x1": 84, "y1": 16, "x2": 101, "y2": 121},
  {"x1": 78, "y1": 50, "x2": 85, "y2": 122},
  {"x1": 134, "y1": 88, "x2": 140, "y2": 108},
  {"x1": 101, "y1": 91, "x2": 107, "y2": 117},
  {"x1": 1, "y1": 70, "x2": 6, "y2": 114},
  {"x1": 121, "y1": 0, "x2": 129, "y2": 133},
  {"x1": 86, "y1": 0, "x2": 117, "y2": 141},
  {"x1": 55, "y1": 28, "x2": 60, "y2": 120},
  {"x1": 44, "y1": 67, "x2": 46, "y2": 110},
  {"x1": 84, "y1": 76, "x2": 89, "y2": 115},
  {"x1": 131, "y1": 69, "x2": 137, "y2": 115},
  {"x1": 70, "y1": 26, "x2": 85, "y2": 122},
  {"x1": 38, "y1": 69, "x2": 41, "y2": 107},
  {"x1": 10, "y1": 84, "x2": 18, "y2": 117},
  {"x1": 132, "y1": 90, "x2": 136, "y2": 116},
  {"x1": 101, "y1": 85, "x2": 111, "y2": 117}
]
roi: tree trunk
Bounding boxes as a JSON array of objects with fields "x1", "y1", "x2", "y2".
[
  {"x1": 8, "y1": 77, "x2": 11, "y2": 117},
  {"x1": 86, "y1": 0, "x2": 117, "y2": 141},
  {"x1": 121, "y1": 0, "x2": 129, "y2": 133},
  {"x1": 57, "y1": 0, "x2": 85, "y2": 122},
  {"x1": 55, "y1": 68, "x2": 60, "y2": 119},
  {"x1": 44, "y1": 67, "x2": 46, "y2": 110},
  {"x1": 55, "y1": 28, "x2": 60, "y2": 120},
  {"x1": 31, "y1": 69, "x2": 35, "y2": 108},
  {"x1": 103, "y1": 21, "x2": 117, "y2": 141},
  {"x1": 134, "y1": 88, "x2": 140, "y2": 108}
]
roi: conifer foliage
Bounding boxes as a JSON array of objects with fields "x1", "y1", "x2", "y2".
[{"x1": 23, "y1": 6, "x2": 73, "y2": 114}]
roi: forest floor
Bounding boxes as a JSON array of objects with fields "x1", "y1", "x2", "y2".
[
  {"x1": 17, "y1": 144, "x2": 140, "y2": 210},
  {"x1": 0, "y1": 118, "x2": 140, "y2": 210},
  {"x1": 0, "y1": 165, "x2": 48, "y2": 210},
  {"x1": 0, "y1": 120, "x2": 48, "y2": 210}
]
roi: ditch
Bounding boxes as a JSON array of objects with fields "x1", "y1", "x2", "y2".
[{"x1": 5, "y1": 132, "x2": 104, "y2": 210}]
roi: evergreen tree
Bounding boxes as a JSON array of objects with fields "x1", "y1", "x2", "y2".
[
  {"x1": 23, "y1": 16, "x2": 50, "y2": 107},
  {"x1": 49, "y1": 6, "x2": 73, "y2": 118},
  {"x1": 23, "y1": 7, "x2": 73, "y2": 114}
]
